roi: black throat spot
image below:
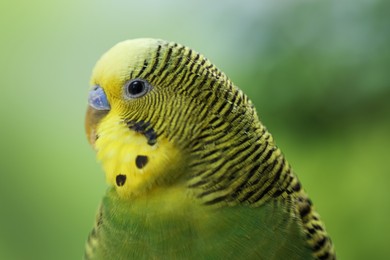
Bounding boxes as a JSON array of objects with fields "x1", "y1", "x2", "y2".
[
  {"x1": 126, "y1": 120, "x2": 157, "y2": 146},
  {"x1": 136, "y1": 155, "x2": 148, "y2": 169},
  {"x1": 116, "y1": 174, "x2": 127, "y2": 187}
]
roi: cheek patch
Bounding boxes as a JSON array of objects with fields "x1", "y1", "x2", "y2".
[
  {"x1": 116, "y1": 174, "x2": 127, "y2": 186},
  {"x1": 126, "y1": 120, "x2": 157, "y2": 146}
]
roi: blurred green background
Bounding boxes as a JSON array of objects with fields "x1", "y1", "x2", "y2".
[{"x1": 1, "y1": 0, "x2": 389, "y2": 259}]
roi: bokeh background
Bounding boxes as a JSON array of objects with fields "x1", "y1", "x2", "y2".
[{"x1": 1, "y1": 0, "x2": 389, "y2": 259}]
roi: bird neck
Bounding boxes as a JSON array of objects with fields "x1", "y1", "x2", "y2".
[{"x1": 186, "y1": 120, "x2": 301, "y2": 207}]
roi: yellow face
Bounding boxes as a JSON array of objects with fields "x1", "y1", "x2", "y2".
[
  {"x1": 95, "y1": 113, "x2": 185, "y2": 198},
  {"x1": 85, "y1": 39, "x2": 188, "y2": 198}
]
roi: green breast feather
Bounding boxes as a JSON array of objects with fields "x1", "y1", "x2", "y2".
[{"x1": 84, "y1": 38, "x2": 336, "y2": 260}]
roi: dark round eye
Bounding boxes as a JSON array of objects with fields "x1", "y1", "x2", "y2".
[{"x1": 125, "y1": 79, "x2": 151, "y2": 98}]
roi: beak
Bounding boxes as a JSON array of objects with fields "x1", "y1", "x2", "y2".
[
  {"x1": 88, "y1": 85, "x2": 111, "y2": 111},
  {"x1": 85, "y1": 85, "x2": 110, "y2": 146}
]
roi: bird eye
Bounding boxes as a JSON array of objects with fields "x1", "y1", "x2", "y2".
[{"x1": 124, "y1": 79, "x2": 151, "y2": 98}]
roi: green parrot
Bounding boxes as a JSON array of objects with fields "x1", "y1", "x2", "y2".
[{"x1": 84, "y1": 38, "x2": 335, "y2": 259}]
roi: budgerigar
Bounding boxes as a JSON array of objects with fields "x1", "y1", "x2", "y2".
[{"x1": 84, "y1": 38, "x2": 335, "y2": 260}]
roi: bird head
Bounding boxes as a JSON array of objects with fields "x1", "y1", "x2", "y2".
[{"x1": 85, "y1": 39, "x2": 259, "y2": 199}]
